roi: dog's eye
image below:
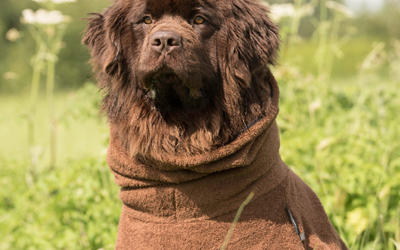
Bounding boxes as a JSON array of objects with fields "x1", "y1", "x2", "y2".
[
  {"x1": 194, "y1": 16, "x2": 205, "y2": 25},
  {"x1": 143, "y1": 16, "x2": 153, "y2": 24}
]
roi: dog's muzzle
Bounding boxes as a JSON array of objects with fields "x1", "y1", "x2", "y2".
[{"x1": 150, "y1": 30, "x2": 182, "y2": 54}]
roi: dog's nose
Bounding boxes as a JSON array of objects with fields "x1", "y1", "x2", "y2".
[{"x1": 150, "y1": 31, "x2": 182, "y2": 53}]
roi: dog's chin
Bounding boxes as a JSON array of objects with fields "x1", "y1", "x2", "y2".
[{"x1": 142, "y1": 67, "x2": 205, "y2": 116}]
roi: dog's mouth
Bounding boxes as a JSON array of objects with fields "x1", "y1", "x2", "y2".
[
  {"x1": 144, "y1": 67, "x2": 182, "y2": 98},
  {"x1": 143, "y1": 67, "x2": 203, "y2": 113}
]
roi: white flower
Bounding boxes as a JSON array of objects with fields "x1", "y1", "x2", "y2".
[
  {"x1": 36, "y1": 9, "x2": 65, "y2": 24},
  {"x1": 22, "y1": 9, "x2": 70, "y2": 25},
  {"x1": 270, "y1": 4, "x2": 295, "y2": 22},
  {"x1": 269, "y1": 3, "x2": 315, "y2": 22},
  {"x1": 326, "y1": 1, "x2": 355, "y2": 18},
  {"x1": 3, "y1": 72, "x2": 18, "y2": 80},
  {"x1": 298, "y1": 4, "x2": 315, "y2": 18},
  {"x1": 22, "y1": 9, "x2": 37, "y2": 24},
  {"x1": 6, "y1": 28, "x2": 22, "y2": 42},
  {"x1": 33, "y1": 0, "x2": 76, "y2": 3}
]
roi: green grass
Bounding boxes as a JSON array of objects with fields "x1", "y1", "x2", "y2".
[
  {"x1": 1, "y1": 0, "x2": 399, "y2": 248},
  {"x1": 0, "y1": 87, "x2": 107, "y2": 164},
  {"x1": 0, "y1": 75, "x2": 399, "y2": 249},
  {"x1": 275, "y1": 72, "x2": 400, "y2": 249},
  {"x1": 0, "y1": 85, "x2": 120, "y2": 249},
  {"x1": 282, "y1": 37, "x2": 390, "y2": 79}
]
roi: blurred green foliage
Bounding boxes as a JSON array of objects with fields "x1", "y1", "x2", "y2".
[
  {"x1": 0, "y1": 0, "x2": 399, "y2": 93},
  {"x1": 0, "y1": 0, "x2": 110, "y2": 93},
  {"x1": 0, "y1": 0, "x2": 400, "y2": 249},
  {"x1": 276, "y1": 68, "x2": 400, "y2": 250}
]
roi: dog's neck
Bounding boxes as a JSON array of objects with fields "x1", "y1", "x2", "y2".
[{"x1": 106, "y1": 73, "x2": 285, "y2": 221}]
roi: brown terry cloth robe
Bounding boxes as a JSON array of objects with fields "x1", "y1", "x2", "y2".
[{"x1": 107, "y1": 71, "x2": 348, "y2": 250}]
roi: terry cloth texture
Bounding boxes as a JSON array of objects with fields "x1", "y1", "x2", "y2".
[{"x1": 107, "y1": 70, "x2": 348, "y2": 250}]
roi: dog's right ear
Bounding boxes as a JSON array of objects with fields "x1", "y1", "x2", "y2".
[
  {"x1": 83, "y1": 13, "x2": 108, "y2": 75},
  {"x1": 83, "y1": 4, "x2": 126, "y2": 76}
]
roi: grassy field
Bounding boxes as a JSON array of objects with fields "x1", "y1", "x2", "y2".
[
  {"x1": 0, "y1": 91, "x2": 107, "y2": 163},
  {"x1": 1, "y1": 73, "x2": 399, "y2": 249},
  {"x1": 277, "y1": 75, "x2": 400, "y2": 250},
  {"x1": 1, "y1": 0, "x2": 399, "y2": 249},
  {"x1": 0, "y1": 86, "x2": 120, "y2": 249}
]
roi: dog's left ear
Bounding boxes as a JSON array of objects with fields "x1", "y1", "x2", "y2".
[
  {"x1": 83, "y1": 2, "x2": 127, "y2": 77},
  {"x1": 247, "y1": 1, "x2": 280, "y2": 66},
  {"x1": 221, "y1": 0, "x2": 280, "y2": 79},
  {"x1": 218, "y1": 0, "x2": 280, "y2": 124}
]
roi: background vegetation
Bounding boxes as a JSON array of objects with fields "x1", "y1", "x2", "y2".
[{"x1": 0, "y1": 0, "x2": 399, "y2": 249}]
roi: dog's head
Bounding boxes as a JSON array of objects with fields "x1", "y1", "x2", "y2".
[{"x1": 83, "y1": 0, "x2": 279, "y2": 159}]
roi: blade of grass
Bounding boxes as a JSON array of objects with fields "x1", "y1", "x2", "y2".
[{"x1": 220, "y1": 192, "x2": 255, "y2": 250}]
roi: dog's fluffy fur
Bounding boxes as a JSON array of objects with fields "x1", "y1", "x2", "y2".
[
  {"x1": 83, "y1": 1, "x2": 349, "y2": 249},
  {"x1": 83, "y1": 0, "x2": 279, "y2": 162}
]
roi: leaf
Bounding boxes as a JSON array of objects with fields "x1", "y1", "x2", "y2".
[
  {"x1": 390, "y1": 239, "x2": 400, "y2": 250},
  {"x1": 347, "y1": 208, "x2": 369, "y2": 235}
]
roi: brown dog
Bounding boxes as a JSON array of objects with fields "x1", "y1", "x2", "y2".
[{"x1": 83, "y1": 0, "x2": 348, "y2": 249}]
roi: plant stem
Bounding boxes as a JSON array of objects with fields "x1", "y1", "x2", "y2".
[
  {"x1": 325, "y1": 13, "x2": 341, "y2": 83},
  {"x1": 290, "y1": 0, "x2": 304, "y2": 40},
  {"x1": 220, "y1": 192, "x2": 255, "y2": 250},
  {"x1": 27, "y1": 42, "x2": 46, "y2": 186},
  {"x1": 28, "y1": 46, "x2": 43, "y2": 148},
  {"x1": 47, "y1": 56, "x2": 56, "y2": 169}
]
